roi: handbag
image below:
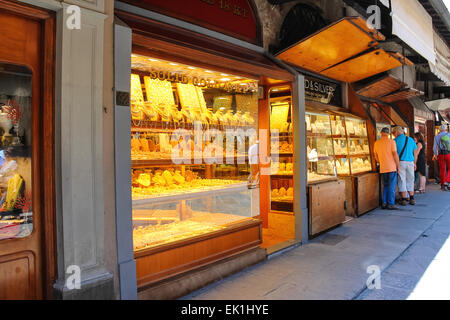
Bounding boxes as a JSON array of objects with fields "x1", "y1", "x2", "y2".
[{"x1": 399, "y1": 137, "x2": 409, "y2": 161}]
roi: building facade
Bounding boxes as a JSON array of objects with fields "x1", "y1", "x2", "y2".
[{"x1": 0, "y1": 0, "x2": 448, "y2": 300}]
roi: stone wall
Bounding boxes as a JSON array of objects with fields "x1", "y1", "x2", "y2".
[{"x1": 254, "y1": 0, "x2": 346, "y2": 51}]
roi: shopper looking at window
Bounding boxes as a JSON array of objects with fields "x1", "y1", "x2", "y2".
[
  {"x1": 374, "y1": 127, "x2": 400, "y2": 210},
  {"x1": 392, "y1": 126, "x2": 418, "y2": 206},
  {"x1": 414, "y1": 132, "x2": 427, "y2": 194},
  {"x1": 433, "y1": 124, "x2": 450, "y2": 191}
]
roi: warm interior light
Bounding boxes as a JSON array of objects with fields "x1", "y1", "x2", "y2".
[
  {"x1": 188, "y1": 66, "x2": 196, "y2": 70},
  {"x1": 221, "y1": 78, "x2": 231, "y2": 82},
  {"x1": 149, "y1": 58, "x2": 159, "y2": 62},
  {"x1": 169, "y1": 63, "x2": 178, "y2": 66}
]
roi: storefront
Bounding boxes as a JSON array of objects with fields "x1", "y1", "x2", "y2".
[
  {"x1": 113, "y1": 0, "x2": 304, "y2": 299},
  {"x1": 275, "y1": 16, "x2": 414, "y2": 235},
  {"x1": 0, "y1": 1, "x2": 56, "y2": 299}
]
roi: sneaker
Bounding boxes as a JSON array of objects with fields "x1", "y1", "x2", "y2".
[
  {"x1": 381, "y1": 203, "x2": 387, "y2": 210},
  {"x1": 400, "y1": 199, "x2": 407, "y2": 206},
  {"x1": 410, "y1": 198, "x2": 416, "y2": 205},
  {"x1": 387, "y1": 205, "x2": 399, "y2": 210},
  {"x1": 441, "y1": 185, "x2": 449, "y2": 191}
]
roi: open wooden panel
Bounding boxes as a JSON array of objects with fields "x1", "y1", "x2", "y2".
[
  {"x1": 381, "y1": 88, "x2": 424, "y2": 103},
  {"x1": 321, "y1": 49, "x2": 413, "y2": 83},
  {"x1": 357, "y1": 75, "x2": 406, "y2": 99},
  {"x1": 276, "y1": 17, "x2": 384, "y2": 74}
]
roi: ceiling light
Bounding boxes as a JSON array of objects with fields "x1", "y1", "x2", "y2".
[
  {"x1": 221, "y1": 73, "x2": 229, "y2": 76},
  {"x1": 149, "y1": 58, "x2": 159, "y2": 62},
  {"x1": 188, "y1": 66, "x2": 196, "y2": 70},
  {"x1": 169, "y1": 63, "x2": 178, "y2": 66},
  {"x1": 221, "y1": 78, "x2": 231, "y2": 82},
  {"x1": 205, "y1": 70, "x2": 213, "y2": 73}
]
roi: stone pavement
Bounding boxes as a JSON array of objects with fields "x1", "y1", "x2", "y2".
[{"x1": 182, "y1": 184, "x2": 450, "y2": 300}]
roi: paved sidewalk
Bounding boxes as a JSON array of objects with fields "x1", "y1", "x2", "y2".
[{"x1": 182, "y1": 184, "x2": 450, "y2": 300}]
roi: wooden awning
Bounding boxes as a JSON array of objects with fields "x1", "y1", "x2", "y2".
[
  {"x1": 380, "y1": 88, "x2": 423, "y2": 103},
  {"x1": 276, "y1": 17, "x2": 412, "y2": 83},
  {"x1": 357, "y1": 75, "x2": 406, "y2": 99}
]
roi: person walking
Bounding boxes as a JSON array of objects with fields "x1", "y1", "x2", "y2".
[
  {"x1": 393, "y1": 126, "x2": 418, "y2": 206},
  {"x1": 414, "y1": 132, "x2": 427, "y2": 194},
  {"x1": 374, "y1": 127, "x2": 400, "y2": 210},
  {"x1": 433, "y1": 124, "x2": 450, "y2": 191}
]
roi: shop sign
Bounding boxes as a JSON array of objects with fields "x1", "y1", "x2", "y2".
[
  {"x1": 304, "y1": 76, "x2": 342, "y2": 107},
  {"x1": 146, "y1": 69, "x2": 258, "y2": 93},
  {"x1": 120, "y1": 0, "x2": 261, "y2": 45}
]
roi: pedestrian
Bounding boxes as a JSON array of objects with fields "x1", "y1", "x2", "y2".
[
  {"x1": 392, "y1": 126, "x2": 418, "y2": 206},
  {"x1": 374, "y1": 127, "x2": 400, "y2": 210},
  {"x1": 414, "y1": 132, "x2": 427, "y2": 194},
  {"x1": 433, "y1": 124, "x2": 450, "y2": 191}
]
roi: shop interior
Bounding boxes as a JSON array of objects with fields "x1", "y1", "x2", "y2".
[{"x1": 128, "y1": 54, "x2": 296, "y2": 254}]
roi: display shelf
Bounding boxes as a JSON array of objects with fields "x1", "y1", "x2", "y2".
[
  {"x1": 131, "y1": 155, "x2": 248, "y2": 167},
  {"x1": 307, "y1": 156, "x2": 334, "y2": 161},
  {"x1": 271, "y1": 198, "x2": 293, "y2": 203},
  {"x1": 132, "y1": 182, "x2": 249, "y2": 206},
  {"x1": 348, "y1": 153, "x2": 371, "y2": 158},
  {"x1": 306, "y1": 133, "x2": 333, "y2": 138},
  {"x1": 271, "y1": 153, "x2": 293, "y2": 157},
  {"x1": 347, "y1": 136, "x2": 368, "y2": 139},
  {"x1": 131, "y1": 122, "x2": 256, "y2": 132},
  {"x1": 270, "y1": 174, "x2": 293, "y2": 178},
  {"x1": 307, "y1": 176, "x2": 339, "y2": 185}
]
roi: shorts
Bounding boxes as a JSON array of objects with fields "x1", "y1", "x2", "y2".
[{"x1": 398, "y1": 161, "x2": 415, "y2": 193}]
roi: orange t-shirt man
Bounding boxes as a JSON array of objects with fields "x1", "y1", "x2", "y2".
[{"x1": 374, "y1": 134, "x2": 399, "y2": 173}]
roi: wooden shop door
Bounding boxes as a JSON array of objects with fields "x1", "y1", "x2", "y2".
[{"x1": 0, "y1": 2, "x2": 55, "y2": 300}]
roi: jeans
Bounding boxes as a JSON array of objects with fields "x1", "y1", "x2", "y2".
[{"x1": 382, "y1": 172, "x2": 397, "y2": 206}]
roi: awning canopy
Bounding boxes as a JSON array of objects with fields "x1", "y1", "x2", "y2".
[
  {"x1": 381, "y1": 88, "x2": 423, "y2": 103},
  {"x1": 409, "y1": 97, "x2": 435, "y2": 121},
  {"x1": 425, "y1": 98, "x2": 450, "y2": 111},
  {"x1": 357, "y1": 75, "x2": 406, "y2": 99},
  {"x1": 276, "y1": 17, "x2": 412, "y2": 83},
  {"x1": 438, "y1": 111, "x2": 450, "y2": 124},
  {"x1": 390, "y1": 0, "x2": 436, "y2": 64},
  {"x1": 429, "y1": 30, "x2": 450, "y2": 85},
  {"x1": 356, "y1": 74, "x2": 423, "y2": 103}
]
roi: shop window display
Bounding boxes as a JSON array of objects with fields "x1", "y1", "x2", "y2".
[
  {"x1": 345, "y1": 117, "x2": 372, "y2": 174},
  {"x1": 0, "y1": 63, "x2": 32, "y2": 241},
  {"x1": 306, "y1": 112, "x2": 338, "y2": 182},
  {"x1": 269, "y1": 86, "x2": 294, "y2": 213},
  {"x1": 129, "y1": 55, "x2": 260, "y2": 251}
]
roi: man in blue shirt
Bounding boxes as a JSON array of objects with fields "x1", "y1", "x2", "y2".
[{"x1": 393, "y1": 126, "x2": 418, "y2": 206}]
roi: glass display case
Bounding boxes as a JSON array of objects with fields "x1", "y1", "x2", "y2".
[
  {"x1": 0, "y1": 63, "x2": 33, "y2": 241},
  {"x1": 306, "y1": 112, "x2": 338, "y2": 183},
  {"x1": 270, "y1": 86, "x2": 294, "y2": 213},
  {"x1": 330, "y1": 114, "x2": 351, "y2": 175},
  {"x1": 344, "y1": 117, "x2": 372, "y2": 174},
  {"x1": 130, "y1": 54, "x2": 260, "y2": 252}
]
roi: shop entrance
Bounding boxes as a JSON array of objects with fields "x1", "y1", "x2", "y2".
[
  {"x1": 0, "y1": 2, "x2": 55, "y2": 300},
  {"x1": 261, "y1": 85, "x2": 295, "y2": 248}
]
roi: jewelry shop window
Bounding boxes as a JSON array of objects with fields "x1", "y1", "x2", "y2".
[
  {"x1": 0, "y1": 63, "x2": 33, "y2": 241},
  {"x1": 129, "y1": 55, "x2": 260, "y2": 251}
]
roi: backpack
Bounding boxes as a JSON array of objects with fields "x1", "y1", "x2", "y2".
[{"x1": 439, "y1": 134, "x2": 450, "y2": 154}]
